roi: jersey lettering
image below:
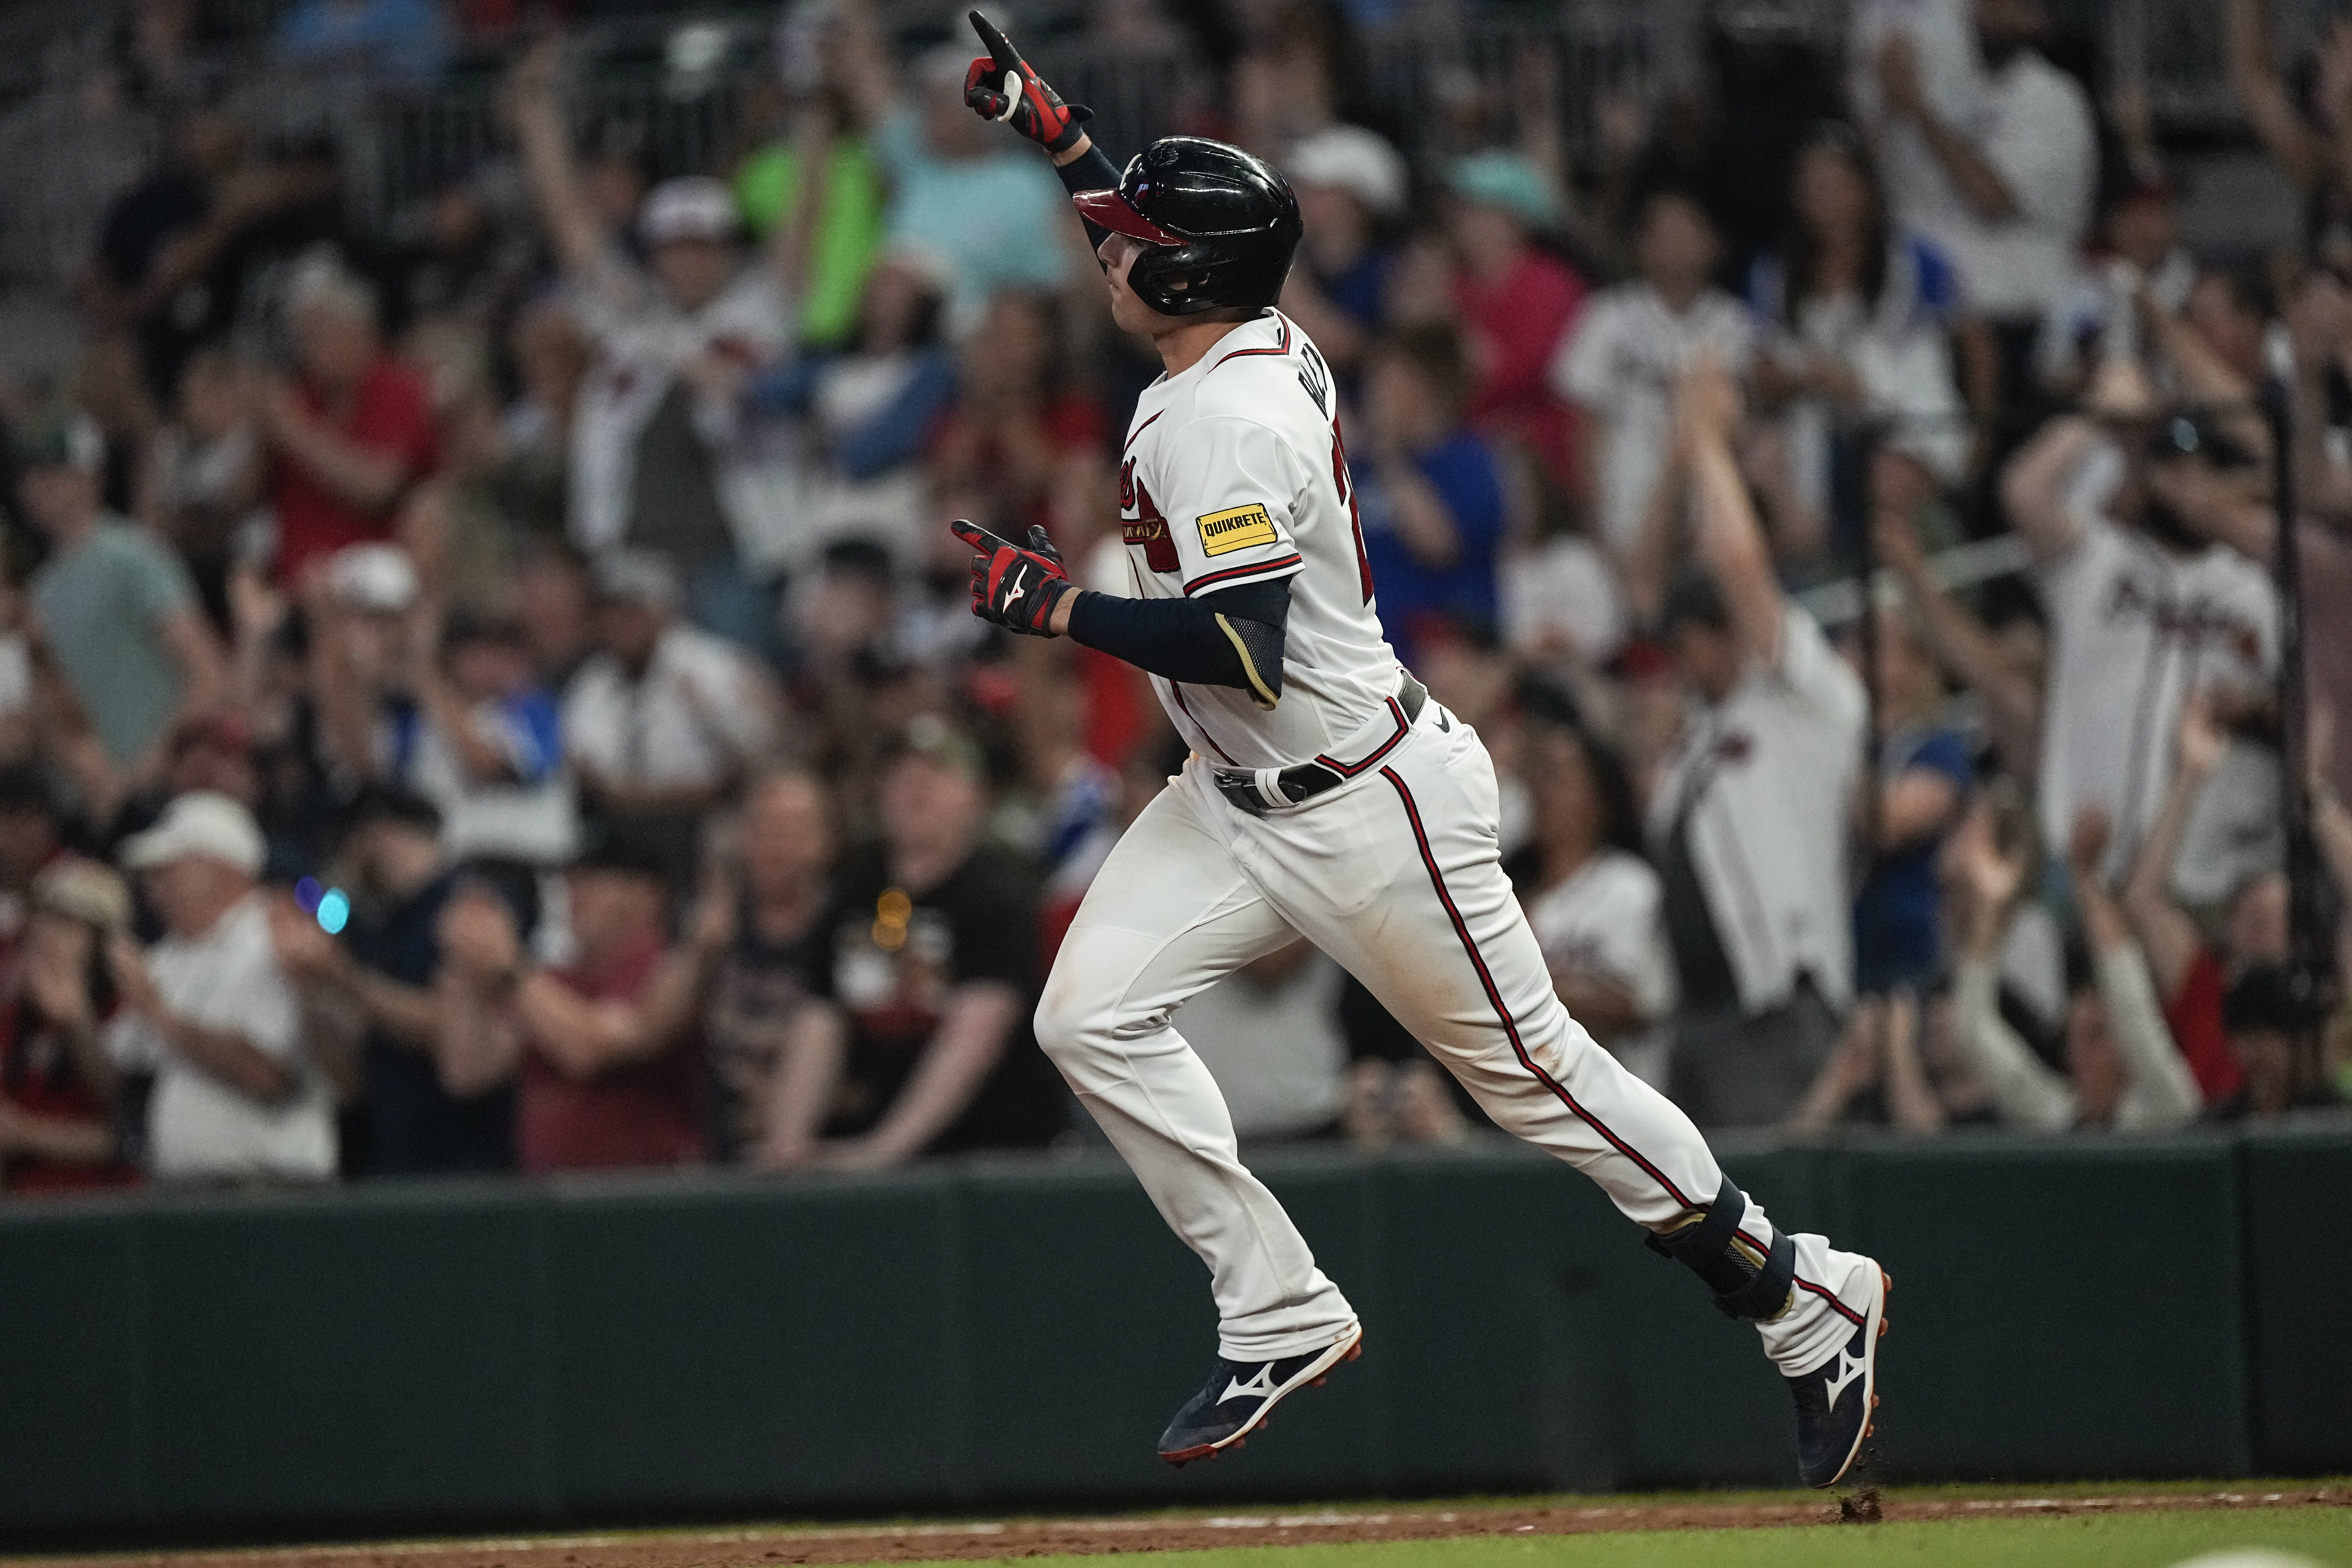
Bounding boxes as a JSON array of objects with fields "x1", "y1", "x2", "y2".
[
  {"x1": 1331, "y1": 418, "x2": 1373, "y2": 604},
  {"x1": 1198, "y1": 503, "x2": 1280, "y2": 556},
  {"x1": 1121, "y1": 459, "x2": 1179, "y2": 573},
  {"x1": 1297, "y1": 340, "x2": 1331, "y2": 417}
]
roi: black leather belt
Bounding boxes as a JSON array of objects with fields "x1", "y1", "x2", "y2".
[{"x1": 1213, "y1": 674, "x2": 1428, "y2": 816}]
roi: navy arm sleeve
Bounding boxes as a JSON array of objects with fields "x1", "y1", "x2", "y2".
[
  {"x1": 1065, "y1": 579, "x2": 1288, "y2": 709},
  {"x1": 1055, "y1": 144, "x2": 1126, "y2": 251}
]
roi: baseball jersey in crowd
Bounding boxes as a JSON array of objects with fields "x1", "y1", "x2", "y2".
[
  {"x1": 381, "y1": 690, "x2": 577, "y2": 866},
  {"x1": 30, "y1": 517, "x2": 200, "y2": 768},
  {"x1": 1645, "y1": 606, "x2": 1868, "y2": 1013},
  {"x1": 1521, "y1": 849, "x2": 1679, "y2": 1086},
  {"x1": 869, "y1": 108, "x2": 1073, "y2": 330},
  {"x1": 2035, "y1": 514, "x2": 2279, "y2": 893},
  {"x1": 104, "y1": 893, "x2": 335, "y2": 1181},
  {"x1": 342, "y1": 867, "x2": 517, "y2": 1175},
  {"x1": 806, "y1": 843, "x2": 1063, "y2": 1153},
  {"x1": 1354, "y1": 430, "x2": 1507, "y2": 667},
  {"x1": 1847, "y1": 0, "x2": 1988, "y2": 259},
  {"x1": 1454, "y1": 249, "x2": 1586, "y2": 492},
  {"x1": 1553, "y1": 284, "x2": 1755, "y2": 553},
  {"x1": 1500, "y1": 536, "x2": 1627, "y2": 668},
  {"x1": 703, "y1": 897, "x2": 824, "y2": 1164},
  {"x1": 0, "y1": 995, "x2": 138, "y2": 1193},
  {"x1": 1854, "y1": 723, "x2": 1974, "y2": 991},
  {"x1": 269, "y1": 355, "x2": 439, "y2": 585},
  {"x1": 1175, "y1": 950, "x2": 1348, "y2": 1140},
  {"x1": 568, "y1": 252, "x2": 792, "y2": 558},
  {"x1": 518, "y1": 930, "x2": 704, "y2": 1171},
  {"x1": 561, "y1": 624, "x2": 779, "y2": 794},
  {"x1": 1113, "y1": 310, "x2": 1406, "y2": 769}
]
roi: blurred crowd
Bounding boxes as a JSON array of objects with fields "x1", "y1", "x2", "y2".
[{"x1": 3, "y1": 0, "x2": 2352, "y2": 1194}]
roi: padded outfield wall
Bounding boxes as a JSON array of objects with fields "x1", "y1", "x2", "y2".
[{"x1": 2, "y1": 1126, "x2": 2346, "y2": 1545}]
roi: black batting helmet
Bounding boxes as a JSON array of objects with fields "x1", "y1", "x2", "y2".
[{"x1": 1075, "y1": 137, "x2": 1302, "y2": 317}]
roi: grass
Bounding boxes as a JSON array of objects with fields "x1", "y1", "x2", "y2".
[{"x1": 923, "y1": 1510, "x2": 2352, "y2": 1568}]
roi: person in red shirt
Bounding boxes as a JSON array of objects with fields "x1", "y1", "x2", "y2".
[
  {"x1": 1445, "y1": 151, "x2": 1589, "y2": 496},
  {"x1": 0, "y1": 859, "x2": 139, "y2": 1195},
  {"x1": 434, "y1": 819, "x2": 727, "y2": 1172},
  {"x1": 256, "y1": 258, "x2": 439, "y2": 589}
]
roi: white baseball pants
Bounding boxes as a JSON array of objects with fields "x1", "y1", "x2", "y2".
[{"x1": 1035, "y1": 705, "x2": 1877, "y2": 1376}]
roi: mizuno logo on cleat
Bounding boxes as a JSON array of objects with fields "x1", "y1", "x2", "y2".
[
  {"x1": 1221, "y1": 1364, "x2": 1279, "y2": 1404},
  {"x1": 1823, "y1": 1348, "x2": 1866, "y2": 1408}
]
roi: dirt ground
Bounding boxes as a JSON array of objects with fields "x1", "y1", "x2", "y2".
[{"x1": 23, "y1": 1486, "x2": 2349, "y2": 1568}]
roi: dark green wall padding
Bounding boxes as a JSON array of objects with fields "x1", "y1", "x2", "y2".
[{"x1": 2, "y1": 1128, "x2": 2344, "y2": 1543}]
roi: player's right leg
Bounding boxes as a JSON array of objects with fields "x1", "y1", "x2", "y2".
[{"x1": 1034, "y1": 776, "x2": 1362, "y2": 1462}]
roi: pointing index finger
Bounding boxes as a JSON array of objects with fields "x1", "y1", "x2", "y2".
[{"x1": 968, "y1": 10, "x2": 1022, "y2": 72}]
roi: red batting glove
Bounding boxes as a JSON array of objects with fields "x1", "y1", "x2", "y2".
[
  {"x1": 962, "y1": 10, "x2": 1092, "y2": 154},
  {"x1": 952, "y1": 519, "x2": 1072, "y2": 636}
]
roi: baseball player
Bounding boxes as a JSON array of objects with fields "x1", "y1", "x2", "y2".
[{"x1": 949, "y1": 11, "x2": 1889, "y2": 1487}]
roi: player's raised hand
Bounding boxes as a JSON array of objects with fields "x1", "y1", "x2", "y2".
[
  {"x1": 963, "y1": 10, "x2": 1092, "y2": 153},
  {"x1": 952, "y1": 518, "x2": 1072, "y2": 636}
]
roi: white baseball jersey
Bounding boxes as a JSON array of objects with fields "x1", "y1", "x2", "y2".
[
  {"x1": 1113, "y1": 309, "x2": 1406, "y2": 769},
  {"x1": 1042, "y1": 310, "x2": 1880, "y2": 1391}
]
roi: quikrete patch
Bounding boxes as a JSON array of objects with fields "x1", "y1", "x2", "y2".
[{"x1": 1198, "y1": 503, "x2": 1279, "y2": 557}]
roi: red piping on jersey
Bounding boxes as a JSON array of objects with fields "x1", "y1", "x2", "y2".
[
  {"x1": 1123, "y1": 410, "x2": 1165, "y2": 453},
  {"x1": 1183, "y1": 551, "x2": 1302, "y2": 596},
  {"x1": 1380, "y1": 765, "x2": 1865, "y2": 1333},
  {"x1": 1169, "y1": 683, "x2": 1236, "y2": 763},
  {"x1": 1312, "y1": 697, "x2": 1410, "y2": 777},
  {"x1": 1205, "y1": 312, "x2": 1291, "y2": 374}
]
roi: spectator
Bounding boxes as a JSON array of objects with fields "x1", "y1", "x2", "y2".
[
  {"x1": 2041, "y1": 172, "x2": 2196, "y2": 396},
  {"x1": 2210, "y1": 964, "x2": 2343, "y2": 1119},
  {"x1": 509, "y1": 38, "x2": 794, "y2": 647},
  {"x1": 435, "y1": 819, "x2": 724, "y2": 1173},
  {"x1": 256, "y1": 257, "x2": 441, "y2": 589},
  {"x1": 1747, "y1": 123, "x2": 1967, "y2": 550},
  {"x1": 1556, "y1": 189, "x2": 1753, "y2": 558},
  {"x1": 19, "y1": 406, "x2": 228, "y2": 789},
  {"x1": 754, "y1": 252, "x2": 959, "y2": 571},
  {"x1": 508, "y1": 539, "x2": 597, "y2": 694},
  {"x1": 1280, "y1": 125, "x2": 1410, "y2": 383},
  {"x1": 274, "y1": 0, "x2": 448, "y2": 89},
  {"x1": 1851, "y1": 607, "x2": 1974, "y2": 994},
  {"x1": 80, "y1": 94, "x2": 247, "y2": 402},
  {"x1": 732, "y1": 70, "x2": 888, "y2": 350},
  {"x1": 1355, "y1": 325, "x2": 1509, "y2": 670},
  {"x1": 1175, "y1": 940, "x2": 1349, "y2": 1143},
  {"x1": 562, "y1": 551, "x2": 781, "y2": 831},
  {"x1": 707, "y1": 769, "x2": 835, "y2": 1165},
  {"x1": 138, "y1": 342, "x2": 262, "y2": 633},
  {"x1": 269, "y1": 783, "x2": 518, "y2": 1176},
  {"x1": 0, "y1": 859, "x2": 139, "y2": 1193},
  {"x1": 0, "y1": 767, "x2": 66, "y2": 978},
  {"x1": 928, "y1": 289, "x2": 1106, "y2": 548},
  {"x1": 1865, "y1": 0, "x2": 2095, "y2": 390},
  {"x1": 1872, "y1": 501, "x2": 2046, "y2": 782},
  {"x1": 316, "y1": 575, "x2": 576, "y2": 871},
  {"x1": 105, "y1": 792, "x2": 336, "y2": 1181},
  {"x1": 1513, "y1": 690, "x2": 1676, "y2": 1089},
  {"x1": 2120, "y1": 696, "x2": 2292, "y2": 1105},
  {"x1": 762, "y1": 719, "x2": 1062, "y2": 1169},
  {"x1": 832, "y1": 27, "x2": 1076, "y2": 333},
  {"x1": 2001, "y1": 413, "x2": 2279, "y2": 892},
  {"x1": 1944, "y1": 802, "x2": 2200, "y2": 1132},
  {"x1": 1646, "y1": 359, "x2": 1866, "y2": 1127},
  {"x1": 1445, "y1": 152, "x2": 1587, "y2": 494},
  {"x1": 494, "y1": 300, "x2": 590, "y2": 550},
  {"x1": 1786, "y1": 991, "x2": 1949, "y2": 1133}
]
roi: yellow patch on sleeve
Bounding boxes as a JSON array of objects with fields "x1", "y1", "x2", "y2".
[{"x1": 1196, "y1": 503, "x2": 1280, "y2": 557}]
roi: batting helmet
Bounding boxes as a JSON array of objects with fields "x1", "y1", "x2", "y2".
[{"x1": 1075, "y1": 137, "x2": 1303, "y2": 317}]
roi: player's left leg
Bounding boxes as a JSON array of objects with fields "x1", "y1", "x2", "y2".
[{"x1": 1245, "y1": 713, "x2": 1886, "y2": 1485}]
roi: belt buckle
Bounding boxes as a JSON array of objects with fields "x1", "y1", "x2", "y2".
[{"x1": 1214, "y1": 771, "x2": 1269, "y2": 818}]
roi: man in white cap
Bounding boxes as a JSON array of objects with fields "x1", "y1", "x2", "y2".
[
  {"x1": 508, "y1": 37, "x2": 794, "y2": 648},
  {"x1": 105, "y1": 791, "x2": 335, "y2": 1182},
  {"x1": 1280, "y1": 124, "x2": 1409, "y2": 380},
  {"x1": 561, "y1": 549, "x2": 780, "y2": 828}
]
